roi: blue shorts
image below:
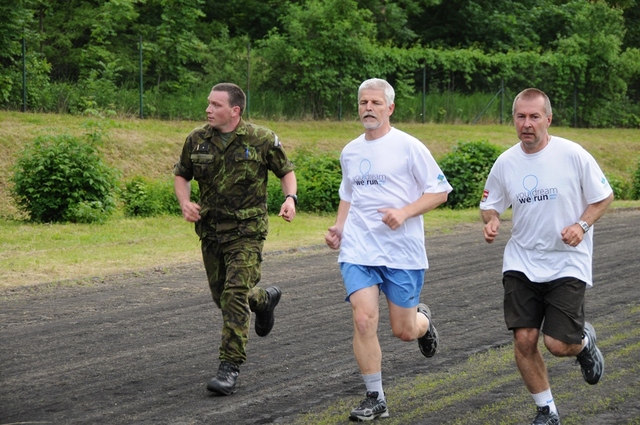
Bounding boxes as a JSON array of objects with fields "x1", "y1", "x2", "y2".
[{"x1": 339, "y1": 263, "x2": 425, "y2": 308}]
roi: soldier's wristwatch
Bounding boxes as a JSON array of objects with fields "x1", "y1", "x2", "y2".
[
  {"x1": 285, "y1": 194, "x2": 298, "y2": 205},
  {"x1": 577, "y1": 220, "x2": 590, "y2": 233}
]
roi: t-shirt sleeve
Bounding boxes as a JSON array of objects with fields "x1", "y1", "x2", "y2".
[
  {"x1": 581, "y1": 152, "x2": 613, "y2": 204},
  {"x1": 338, "y1": 154, "x2": 352, "y2": 203},
  {"x1": 480, "y1": 161, "x2": 510, "y2": 214},
  {"x1": 412, "y1": 143, "x2": 453, "y2": 194}
]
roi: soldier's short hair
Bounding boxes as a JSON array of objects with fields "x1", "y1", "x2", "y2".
[
  {"x1": 212, "y1": 83, "x2": 246, "y2": 115},
  {"x1": 358, "y1": 78, "x2": 395, "y2": 106}
]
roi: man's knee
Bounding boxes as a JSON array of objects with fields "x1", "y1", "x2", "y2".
[
  {"x1": 353, "y1": 309, "x2": 378, "y2": 336},
  {"x1": 544, "y1": 334, "x2": 582, "y2": 357},
  {"x1": 393, "y1": 329, "x2": 416, "y2": 342},
  {"x1": 513, "y1": 328, "x2": 540, "y2": 353}
]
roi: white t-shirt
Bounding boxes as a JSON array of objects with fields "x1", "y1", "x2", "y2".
[
  {"x1": 480, "y1": 136, "x2": 612, "y2": 287},
  {"x1": 337, "y1": 127, "x2": 453, "y2": 269}
]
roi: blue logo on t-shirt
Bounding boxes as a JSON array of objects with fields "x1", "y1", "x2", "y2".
[
  {"x1": 354, "y1": 159, "x2": 387, "y2": 186},
  {"x1": 516, "y1": 174, "x2": 558, "y2": 203}
]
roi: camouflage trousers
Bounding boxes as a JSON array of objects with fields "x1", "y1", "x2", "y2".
[{"x1": 201, "y1": 237, "x2": 269, "y2": 365}]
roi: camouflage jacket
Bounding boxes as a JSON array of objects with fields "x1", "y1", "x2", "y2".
[{"x1": 173, "y1": 119, "x2": 294, "y2": 243}]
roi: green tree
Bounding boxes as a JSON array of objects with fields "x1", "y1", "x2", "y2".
[
  {"x1": 35, "y1": 0, "x2": 97, "y2": 82},
  {"x1": 553, "y1": 1, "x2": 632, "y2": 126},
  {"x1": 0, "y1": 0, "x2": 50, "y2": 108},
  {"x1": 138, "y1": 0, "x2": 208, "y2": 92},
  {"x1": 199, "y1": 0, "x2": 285, "y2": 41},
  {"x1": 259, "y1": 0, "x2": 397, "y2": 118},
  {"x1": 3, "y1": 0, "x2": 640, "y2": 126},
  {"x1": 201, "y1": 30, "x2": 253, "y2": 90},
  {"x1": 80, "y1": 0, "x2": 139, "y2": 80},
  {"x1": 354, "y1": 0, "x2": 441, "y2": 47},
  {"x1": 0, "y1": 1, "x2": 28, "y2": 103}
]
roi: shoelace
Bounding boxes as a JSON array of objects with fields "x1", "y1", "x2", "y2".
[
  {"x1": 358, "y1": 393, "x2": 380, "y2": 409},
  {"x1": 361, "y1": 398, "x2": 377, "y2": 408},
  {"x1": 217, "y1": 363, "x2": 238, "y2": 378}
]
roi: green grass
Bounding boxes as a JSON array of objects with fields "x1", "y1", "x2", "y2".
[
  {"x1": 290, "y1": 307, "x2": 640, "y2": 424},
  {"x1": 1, "y1": 110, "x2": 640, "y2": 288},
  {"x1": 0, "y1": 207, "x2": 500, "y2": 289},
  {"x1": 2, "y1": 202, "x2": 639, "y2": 289},
  {"x1": 0, "y1": 211, "x2": 328, "y2": 289}
]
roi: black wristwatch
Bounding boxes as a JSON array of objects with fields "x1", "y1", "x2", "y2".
[{"x1": 285, "y1": 194, "x2": 298, "y2": 205}]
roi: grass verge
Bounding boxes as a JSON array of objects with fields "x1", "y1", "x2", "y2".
[
  {"x1": 0, "y1": 208, "x2": 492, "y2": 290},
  {"x1": 290, "y1": 305, "x2": 640, "y2": 424},
  {"x1": 2, "y1": 202, "x2": 638, "y2": 290}
]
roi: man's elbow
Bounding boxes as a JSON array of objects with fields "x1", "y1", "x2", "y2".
[{"x1": 599, "y1": 192, "x2": 615, "y2": 208}]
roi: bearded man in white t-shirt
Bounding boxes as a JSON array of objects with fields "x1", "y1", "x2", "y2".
[
  {"x1": 325, "y1": 78, "x2": 453, "y2": 421},
  {"x1": 480, "y1": 88, "x2": 614, "y2": 425}
]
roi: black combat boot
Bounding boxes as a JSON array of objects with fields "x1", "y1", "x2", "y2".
[
  {"x1": 255, "y1": 286, "x2": 281, "y2": 337},
  {"x1": 207, "y1": 361, "x2": 240, "y2": 395}
]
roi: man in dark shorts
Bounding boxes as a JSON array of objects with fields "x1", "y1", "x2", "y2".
[{"x1": 480, "y1": 88, "x2": 614, "y2": 425}]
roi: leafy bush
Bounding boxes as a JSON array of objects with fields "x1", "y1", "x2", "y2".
[
  {"x1": 267, "y1": 150, "x2": 342, "y2": 214},
  {"x1": 438, "y1": 140, "x2": 504, "y2": 209},
  {"x1": 120, "y1": 177, "x2": 164, "y2": 217},
  {"x1": 11, "y1": 134, "x2": 119, "y2": 223},
  {"x1": 293, "y1": 151, "x2": 342, "y2": 213},
  {"x1": 632, "y1": 157, "x2": 640, "y2": 200},
  {"x1": 266, "y1": 177, "x2": 284, "y2": 215},
  {"x1": 66, "y1": 200, "x2": 114, "y2": 224},
  {"x1": 120, "y1": 176, "x2": 200, "y2": 217},
  {"x1": 606, "y1": 173, "x2": 632, "y2": 200}
]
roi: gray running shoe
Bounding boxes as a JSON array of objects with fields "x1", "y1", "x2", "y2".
[
  {"x1": 417, "y1": 303, "x2": 439, "y2": 358},
  {"x1": 576, "y1": 322, "x2": 604, "y2": 385},
  {"x1": 530, "y1": 406, "x2": 560, "y2": 425},
  {"x1": 349, "y1": 391, "x2": 389, "y2": 421}
]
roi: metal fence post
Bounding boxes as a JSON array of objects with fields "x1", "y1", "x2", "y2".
[
  {"x1": 338, "y1": 71, "x2": 342, "y2": 121},
  {"x1": 422, "y1": 62, "x2": 426, "y2": 124},
  {"x1": 22, "y1": 35, "x2": 27, "y2": 112},
  {"x1": 500, "y1": 77, "x2": 504, "y2": 124},
  {"x1": 573, "y1": 78, "x2": 578, "y2": 128},
  {"x1": 139, "y1": 35, "x2": 144, "y2": 119},
  {"x1": 246, "y1": 42, "x2": 251, "y2": 120}
]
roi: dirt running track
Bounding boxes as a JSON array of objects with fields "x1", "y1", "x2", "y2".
[{"x1": 1, "y1": 209, "x2": 639, "y2": 425}]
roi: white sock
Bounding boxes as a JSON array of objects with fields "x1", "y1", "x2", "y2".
[
  {"x1": 532, "y1": 389, "x2": 557, "y2": 414},
  {"x1": 363, "y1": 372, "x2": 385, "y2": 401}
]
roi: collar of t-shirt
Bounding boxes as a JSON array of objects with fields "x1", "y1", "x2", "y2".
[{"x1": 219, "y1": 131, "x2": 234, "y2": 148}]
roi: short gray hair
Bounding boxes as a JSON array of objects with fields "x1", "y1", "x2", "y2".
[
  {"x1": 358, "y1": 78, "x2": 395, "y2": 106},
  {"x1": 512, "y1": 88, "x2": 552, "y2": 116}
]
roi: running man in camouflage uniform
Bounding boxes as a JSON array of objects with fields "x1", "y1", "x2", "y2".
[{"x1": 174, "y1": 83, "x2": 297, "y2": 396}]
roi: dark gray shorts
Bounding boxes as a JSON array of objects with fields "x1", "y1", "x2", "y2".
[{"x1": 502, "y1": 270, "x2": 586, "y2": 345}]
